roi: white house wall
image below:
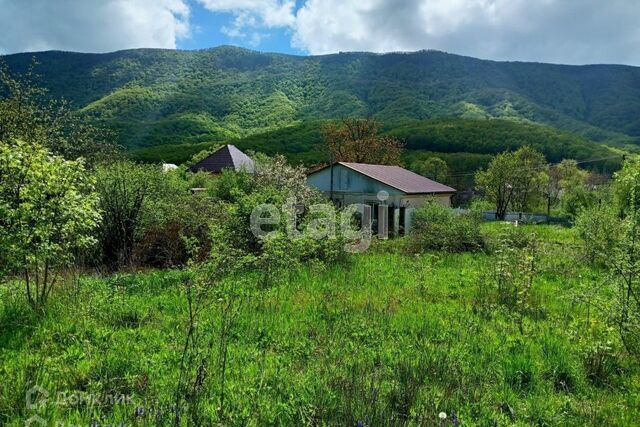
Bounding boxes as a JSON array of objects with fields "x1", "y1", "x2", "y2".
[
  {"x1": 307, "y1": 164, "x2": 454, "y2": 234},
  {"x1": 306, "y1": 164, "x2": 403, "y2": 196}
]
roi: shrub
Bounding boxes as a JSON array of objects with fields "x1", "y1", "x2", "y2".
[
  {"x1": 94, "y1": 161, "x2": 161, "y2": 268},
  {"x1": 574, "y1": 203, "x2": 621, "y2": 266},
  {"x1": 490, "y1": 229, "x2": 539, "y2": 334},
  {"x1": 138, "y1": 171, "x2": 217, "y2": 266},
  {"x1": 0, "y1": 140, "x2": 100, "y2": 308},
  {"x1": 484, "y1": 225, "x2": 536, "y2": 252},
  {"x1": 208, "y1": 155, "x2": 346, "y2": 270},
  {"x1": 409, "y1": 202, "x2": 484, "y2": 252},
  {"x1": 94, "y1": 161, "x2": 217, "y2": 269},
  {"x1": 576, "y1": 158, "x2": 640, "y2": 360}
]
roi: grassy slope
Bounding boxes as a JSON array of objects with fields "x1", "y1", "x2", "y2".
[{"x1": 1, "y1": 225, "x2": 638, "y2": 425}]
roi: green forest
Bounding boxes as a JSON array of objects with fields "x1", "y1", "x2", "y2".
[
  {"x1": 131, "y1": 118, "x2": 622, "y2": 190},
  {"x1": 3, "y1": 46, "x2": 640, "y2": 155}
]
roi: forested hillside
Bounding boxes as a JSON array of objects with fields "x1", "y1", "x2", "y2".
[
  {"x1": 131, "y1": 119, "x2": 622, "y2": 180},
  {"x1": 2, "y1": 46, "x2": 640, "y2": 155}
]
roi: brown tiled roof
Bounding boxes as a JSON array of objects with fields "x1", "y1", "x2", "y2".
[
  {"x1": 339, "y1": 162, "x2": 456, "y2": 194},
  {"x1": 188, "y1": 144, "x2": 254, "y2": 173}
]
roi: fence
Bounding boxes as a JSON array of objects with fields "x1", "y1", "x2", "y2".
[
  {"x1": 452, "y1": 209, "x2": 571, "y2": 225},
  {"x1": 482, "y1": 211, "x2": 548, "y2": 223}
]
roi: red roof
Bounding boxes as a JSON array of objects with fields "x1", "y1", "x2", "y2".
[{"x1": 338, "y1": 162, "x2": 456, "y2": 194}]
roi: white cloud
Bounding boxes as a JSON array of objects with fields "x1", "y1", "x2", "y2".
[
  {"x1": 0, "y1": 0, "x2": 190, "y2": 54},
  {"x1": 198, "y1": 0, "x2": 294, "y2": 41},
  {"x1": 291, "y1": 0, "x2": 640, "y2": 64},
  {"x1": 202, "y1": 0, "x2": 640, "y2": 65},
  {"x1": 2, "y1": 0, "x2": 640, "y2": 65},
  {"x1": 197, "y1": 0, "x2": 295, "y2": 27}
]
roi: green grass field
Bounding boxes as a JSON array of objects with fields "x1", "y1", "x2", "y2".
[{"x1": 1, "y1": 225, "x2": 638, "y2": 426}]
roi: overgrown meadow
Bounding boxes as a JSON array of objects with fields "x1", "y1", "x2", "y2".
[{"x1": 1, "y1": 224, "x2": 639, "y2": 426}]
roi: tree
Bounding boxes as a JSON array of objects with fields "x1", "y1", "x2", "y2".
[
  {"x1": 475, "y1": 151, "x2": 517, "y2": 220},
  {"x1": 94, "y1": 161, "x2": 218, "y2": 269},
  {"x1": 0, "y1": 140, "x2": 100, "y2": 308},
  {"x1": 547, "y1": 160, "x2": 581, "y2": 209},
  {"x1": 577, "y1": 157, "x2": 640, "y2": 359},
  {"x1": 94, "y1": 161, "x2": 162, "y2": 269},
  {"x1": 509, "y1": 146, "x2": 548, "y2": 212},
  {"x1": 545, "y1": 159, "x2": 602, "y2": 217},
  {"x1": 475, "y1": 146, "x2": 548, "y2": 220},
  {"x1": 321, "y1": 118, "x2": 404, "y2": 165},
  {"x1": 610, "y1": 158, "x2": 640, "y2": 357},
  {"x1": 414, "y1": 157, "x2": 449, "y2": 183},
  {"x1": 0, "y1": 60, "x2": 117, "y2": 163}
]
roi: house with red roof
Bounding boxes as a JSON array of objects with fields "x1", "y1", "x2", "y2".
[{"x1": 307, "y1": 162, "x2": 456, "y2": 235}]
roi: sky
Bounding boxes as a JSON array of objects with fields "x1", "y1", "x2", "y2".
[{"x1": 1, "y1": 0, "x2": 640, "y2": 65}]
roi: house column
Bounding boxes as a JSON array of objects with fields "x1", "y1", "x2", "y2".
[
  {"x1": 378, "y1": 204, "x2": 389, "y2": 239},
  {"x1": 405, "y1": 208, "x2": 414, "y2": 234},
  {"x1": 392, "y1": 207, "x2": 400, "y2": 236}
]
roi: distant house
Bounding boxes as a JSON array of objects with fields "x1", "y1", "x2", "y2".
[
  {"x1": 307, "y1": 162, "x2": 456, "y2": 234},
  {"x1": 188, "y1": 144, "x2": 255, "y2": 174}
]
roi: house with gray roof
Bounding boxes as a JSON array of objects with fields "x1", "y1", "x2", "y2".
[
  {"x1": 307, "y1": 162, "x2": 456, "y2": 235},
  {"x1": 188, "y1": 144, "x2": 255, "y2": 174}
]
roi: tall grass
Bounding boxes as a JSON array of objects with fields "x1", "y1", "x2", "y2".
[{"x1": 1, "y1": 231, "x2": 638, "y2": 425}]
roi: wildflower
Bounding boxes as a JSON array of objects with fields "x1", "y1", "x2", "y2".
[
  {"x1": 135, "y1": 407, "x2": 144, "y2": 417},
  {"x1": 438, "y1": 412, "x2": 447, "y2": 427}
]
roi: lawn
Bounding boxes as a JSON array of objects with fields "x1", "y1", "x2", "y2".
[{"x1": 1, "y1": 225, "x2": 638, "y2": 426}]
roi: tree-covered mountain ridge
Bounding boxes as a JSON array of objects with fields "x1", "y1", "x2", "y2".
[{"x1": 2, "y1": 45, "x2": 640, "y2": 151}]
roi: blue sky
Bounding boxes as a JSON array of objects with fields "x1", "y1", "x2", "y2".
[
  {"x1": 178, "y1": 0, "x2": 305, "y2": 54},
  {"x1": 1, "y1": 0, "x2": 640, "y2": 65}
]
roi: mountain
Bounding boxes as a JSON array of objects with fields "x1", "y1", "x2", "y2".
[{"x1": 1, "y1": 45, "x2": 638, "y2": 163}]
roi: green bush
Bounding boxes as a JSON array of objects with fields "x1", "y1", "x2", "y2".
[
  {"x1": 574, "y1": 203, "x2": 621, "y2": 266},
  {"x1": 409, "y1": 202, "x2": 484, "y2": 252},
  {"x1": 0, "y1": 140, "x2": 100, "y2": 308},
  {"x1": 94, "y1": 161, "x2": 217, "y2": 269},
  {"x1": 207, "y1": 155, "x2": 347, "y2": 271}
]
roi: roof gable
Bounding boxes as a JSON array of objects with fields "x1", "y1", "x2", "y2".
[
  {"x1": 189, "y1": 144, "x2": 255, "y2": 173},
  {"x1": 310, "y1": 162, "x2": 456, "y2": 194}
]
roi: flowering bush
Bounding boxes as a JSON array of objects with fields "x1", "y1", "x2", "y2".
[{"x1": 0, "y1": 140, "x2": 100, "y2": 308}]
